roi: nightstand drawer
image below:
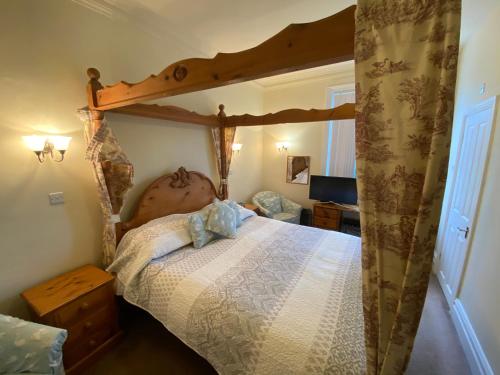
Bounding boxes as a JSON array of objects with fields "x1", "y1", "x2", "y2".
[
  {"x1": 54, "y1": 283, "x2": 112, "y2": 327},
  {"x1": 314, "y1": 206, "x2": 340, "y2": 219},
  {"x1": 64, "y1": 324, "x2": 114, "y2": 367},
  {"x1": 313, "y1": 217, "x2": 340, "y2": 229},
  {"x1": 66, "y1": 304, "x2": 114, "y2": 345}
]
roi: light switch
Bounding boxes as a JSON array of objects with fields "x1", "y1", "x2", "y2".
[{"x1": 48, "y1": 192, "x2": 64, "y2": 205}]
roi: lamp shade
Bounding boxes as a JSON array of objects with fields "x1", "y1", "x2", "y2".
[
  {"x1": 276, "y1": 141, "x2": 290, "y2": 150},
  {"x1": 23, "y1": 135, "x2": 47, "y2": 151},
  {"x1": 49, "y1": 136, "x2": 72, "y2": 151}
]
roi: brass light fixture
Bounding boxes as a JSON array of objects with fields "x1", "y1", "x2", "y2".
[
  {"x1": 232, "y1": 143, "x2": 243, "y2": 154},
  {"x1": 23, "y1": 135, "x2": 72, "y2": 163},
  {"x1": 276, "y1": 141, "x2": 290, "y2": 153}
]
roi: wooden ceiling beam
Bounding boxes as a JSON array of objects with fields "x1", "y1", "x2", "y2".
[
  {"x1": 86, "y1": 6, "x2": 355, "y2": 110},
  {"x1": 224, "y1": 103, "x2": 354, "y2": 127},
  {"x1": 109, "y1": 103, "x2": 219, "y2": 127}
]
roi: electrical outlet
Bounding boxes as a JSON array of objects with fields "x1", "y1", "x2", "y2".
[{"x1": 48, "y1": 192, "x2": 64, "y2": 205}]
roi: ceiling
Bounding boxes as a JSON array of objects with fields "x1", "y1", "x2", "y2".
[
  {"x1": 77, "y1": 0, "x2": 499, "y2": 88},
  {"x1": 112, "y1": 0, "x2": 356, "y2": 54}
]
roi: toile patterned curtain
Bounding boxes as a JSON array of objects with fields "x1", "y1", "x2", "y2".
[
  {"x1": 211, "y1": 126, "x2": 236, "y2": 198},
  {"x1": 354, "y1": 1, "x2": 461, "y2": 374},
  {"x1": 78, "y1": 109, "x2": 134, "y2": 266}
]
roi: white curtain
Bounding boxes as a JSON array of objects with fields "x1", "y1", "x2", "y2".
[{"x1": 328, "y1": 90, "x2": 356, "y2": 177}]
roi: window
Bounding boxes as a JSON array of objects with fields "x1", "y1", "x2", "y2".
[{"x1": 325, "y1": 88, "x2": 356, "y2": 177}]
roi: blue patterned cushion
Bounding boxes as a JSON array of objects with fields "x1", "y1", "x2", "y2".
[
  {"x1": 262, "y1": 194, "x2": 282, "y2": 215},
  {"x1": 206, "y1": 201, "x2": 237, "y2": 238},
  {"x1": 224, "y1": 200, "x2": 242, "y2": 227},
  {"x1": 188, "y1": 204, "x2": 217, "y2": 249}
]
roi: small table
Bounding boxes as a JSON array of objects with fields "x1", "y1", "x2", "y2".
[
  {"x1": 243, "y1": 203, "x2": 262, "y2": 216},
  {"x1": 21, "y1": 265, "x2": 123, "y2": 374}
]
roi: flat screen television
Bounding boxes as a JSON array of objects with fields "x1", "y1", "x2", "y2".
[{"x1": 309, "y1": 175, "x2": 358, "y2": 205}]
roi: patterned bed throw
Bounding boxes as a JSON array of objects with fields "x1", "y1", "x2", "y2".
[{"x1": 109, "y1": 216, "x2": 365, "y2": 374}]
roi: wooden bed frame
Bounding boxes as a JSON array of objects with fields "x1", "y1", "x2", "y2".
[
  {"x1": 84, "y1": 6, "x2": 356, "y2": 201},
  {"x1": 116, "y1": 167, "x2": 219, "y2": 243}
]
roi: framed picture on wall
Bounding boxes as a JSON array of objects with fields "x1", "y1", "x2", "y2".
[{"x1": 286, "y1": 156, "x2": 310, "y2": 185}]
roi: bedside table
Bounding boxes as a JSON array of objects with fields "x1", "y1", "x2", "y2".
[
  {"x1": 21, "y1": 265, "x2": 123, "y2": 374},
  {"x1": 243, "y1": 203, "x2": 262, "y2": 216}
]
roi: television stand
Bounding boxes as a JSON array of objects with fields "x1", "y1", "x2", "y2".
[{"x1": 313, "y1": 202, "x2": 359, "y2": 233}]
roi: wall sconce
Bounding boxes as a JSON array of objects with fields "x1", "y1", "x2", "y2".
[
  {"x1": 23, "y1": 135, "x2": 72, "y2": 163},
  {"x1": 276, "y1": 141, "x2": 290, "y2": 153},
  {"x1": 232, "y1": 143, "x2": 243, "y2": 154}
]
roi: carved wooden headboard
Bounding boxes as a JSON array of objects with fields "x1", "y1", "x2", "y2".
[{"x1": 116, "y1": 167, "x2": 219, "y2": 243}]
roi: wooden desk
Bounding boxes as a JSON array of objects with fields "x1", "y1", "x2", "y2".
[{"x1": 312, "y1": 202, "x2": 359, "y2": 231}]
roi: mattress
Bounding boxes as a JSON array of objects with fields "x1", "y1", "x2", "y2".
[{"x1": 109, "y1": 215, "x2": 365, "y2": 374}]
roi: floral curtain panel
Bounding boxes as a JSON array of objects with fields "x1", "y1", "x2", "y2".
[
  {"x1": 211, "y1": 126, "x2": 236, "y2": 198},
  {"x1": 78, "y1": 109, "x2": 134, "y2": 266},
  {"x1": 354, "y1": 1, "x2": 461, "y2": 374}
]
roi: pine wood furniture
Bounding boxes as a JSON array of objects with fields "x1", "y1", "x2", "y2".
[
  {"x1": 21, "y1": 265, "x2": 122, "y2": 374},
  {"x1": 116, "y1": 167, "x2": 219, "y2": 243},
  {"x1": 84, "y1": 6, "x2": 357, "y2": 201},
  {"x1": 313, "y1": 202, "x2": 359, "y2": 231},
  {"x1": 86, "y1": 6, "x2": 355, "y2": 110},
  {"x1": 243, "y1": 203, "x2": 262, "y2": 216}
]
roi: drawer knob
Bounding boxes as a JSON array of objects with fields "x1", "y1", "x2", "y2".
[
  {"x1": 84, "y1": 321, "x2": 93, "y2": 329},
  {"x1": 80, "y1": 302, "x2": 90, "y2": 311},
  {"x1": 89, "y1": 339, "x2": 96, "y2": 347}
]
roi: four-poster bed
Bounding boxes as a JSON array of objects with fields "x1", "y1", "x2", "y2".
[
  {"x1": 81, "y1": 1, "x2": 460, "y2": 373},
  {"x1": 81, "y1": 5, "x2": 362, "y2": 374}
]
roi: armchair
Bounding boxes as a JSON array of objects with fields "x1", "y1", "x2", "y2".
[
  {"x1": 252, "y1": 191, "x2": 302, "y2": 224},
  {"x1": 0, "y1": 314, "x2": 67, "y2": 375}
]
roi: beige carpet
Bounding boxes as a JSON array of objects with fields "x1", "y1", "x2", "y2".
[{"x1": 83, "y1": 276, "x2": 470, "y2": 375}]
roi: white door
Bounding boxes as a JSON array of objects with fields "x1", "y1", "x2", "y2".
[{"x1": 436, "y1": 96, "x2": 497, "y2": 306}]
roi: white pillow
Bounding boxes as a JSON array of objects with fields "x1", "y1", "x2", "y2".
[
  {"x1": 221, "y1": 199, "x2": 257, "y2": 222},
  {"x1": 238, "y1": 205, "x2": 257, "y2": 221},
  {"x1": 117, "y1": 213, "x2": 192, "y2": 260},
  {"x1": 108, "y1": 213, "x2": 193, "y2": 294}
]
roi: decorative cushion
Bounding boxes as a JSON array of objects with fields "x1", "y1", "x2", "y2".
[
  {"x1": 223, "y1": 200, "x2": 242, "y2": 227},
  {"x1": 206, "y1": 201, "x2": 237, "y2": 238},
  {"x1": 238, "y1": 205, "x2": 257, "y2": 221},
  {"x1": 263, "y1": 195, "x2": 282, "y2": 215},
  {"x1": 188, "y1": 204, "x2": 217, "y2": 249}
]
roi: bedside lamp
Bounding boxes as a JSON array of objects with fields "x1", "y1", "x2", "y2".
[{"x1": 23, "y1": 135, "x2": 72, "y2": 163}]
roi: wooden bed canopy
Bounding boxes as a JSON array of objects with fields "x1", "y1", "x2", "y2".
[{"x1": 85, "y1": 5, "x2": 356, "y2": 199}]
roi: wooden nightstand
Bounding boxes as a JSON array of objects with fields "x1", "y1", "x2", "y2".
[
  {"x1": 243, "y1": 203, "x2": 262, "y2": 216},
  {"x1": 21, "y1": 265, "x2": 123, "y2": 374}
]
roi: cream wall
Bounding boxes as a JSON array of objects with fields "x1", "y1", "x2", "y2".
[
  {"x1": 441, "y1": 4, "x2": 500, "y2": 372},
  {"x1": 261, "y1": 67, "x2": 354, "y2": 208},
  {"x1": 0, "y1": 0, "x2": 262, "y2": 318}
]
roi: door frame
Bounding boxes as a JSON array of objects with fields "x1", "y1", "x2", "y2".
[{"x1": 434, "y1": 95, "x2": 497, "y2": 305}]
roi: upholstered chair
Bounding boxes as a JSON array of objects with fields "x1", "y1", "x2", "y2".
[
  {"x1": 252, "y1": 191, "x2": 302, "y2": 224},
  {"x1": 0, "y1": 314, "x2": 67, "y2": 375}
]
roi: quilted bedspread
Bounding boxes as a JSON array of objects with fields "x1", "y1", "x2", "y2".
[{"x1": 109, "y1": 215, "x2": 365, "y2": 374}]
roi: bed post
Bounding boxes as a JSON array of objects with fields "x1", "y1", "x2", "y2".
[
  {"x1": 217, "y1": 104, "x2": 228, "y2": 199},
  {"x1": 86, "y1": 68, "x2": 105, "y2": 133}
]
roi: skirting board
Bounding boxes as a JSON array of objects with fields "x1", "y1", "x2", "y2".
[{"x1": 450, "y1": 299, "x2": 494, "y2": 375}]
